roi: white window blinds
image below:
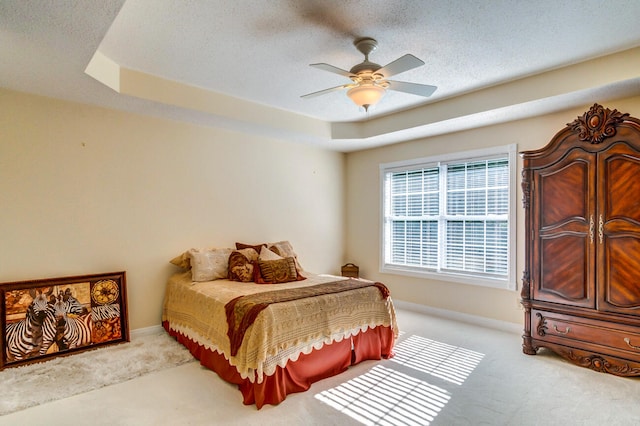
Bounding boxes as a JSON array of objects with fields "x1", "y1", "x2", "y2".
[{"x1": 381, "y1": 145, "x2": 515, "y2": 288}]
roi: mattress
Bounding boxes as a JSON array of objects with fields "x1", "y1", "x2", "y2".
[{"x1": 162, "y1": 271, "x2": 398, "y2": 383}]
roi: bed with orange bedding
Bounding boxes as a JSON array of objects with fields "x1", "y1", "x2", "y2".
[{"x1": 162, "y1": 265, "x2": 398, "y2": 408}]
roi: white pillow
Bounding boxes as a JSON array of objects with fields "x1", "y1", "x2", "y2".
[
  {"x1": 188, "y1": 248, "x2": 233, "y2": 282},
  {"x1": 259, "y1": 246, "x2": 283, "y2": 261}
]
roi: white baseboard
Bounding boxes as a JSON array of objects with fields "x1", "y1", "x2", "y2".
[
  {"x1": 130, "y1": 324, "x2": 164, "y2": 339},
  {"x1": 394, "y1": 299, "x2": 522, "y2": 335}
]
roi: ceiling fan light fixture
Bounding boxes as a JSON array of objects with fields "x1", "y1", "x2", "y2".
[
  {"x1": 347, "y1": 84, "x2": 385, "y2": 111},
  {"x1": 302, "y1": 37, "x2": 436, "y2": 112}
]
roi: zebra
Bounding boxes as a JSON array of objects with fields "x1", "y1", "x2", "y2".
[
  {"x1": 59, "y1": 287, "x2": 88, "y2": 316},
  {"x1": 5, "y1": 287, "x2": 53, "y2": 361},
  {"x1": 92, "y1": 303, "x2": 120, "y2": 321},
  {"x1": 61, "y1": 311, "x2": 92, "y2": 349},
  {"x1": 42, "y1": 294, "x2": 70, "y2": 353},
  {"x1": 41, "y1": 289, "x2": 92, "y2": 354}
]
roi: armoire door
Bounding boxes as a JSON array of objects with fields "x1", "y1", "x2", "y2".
[
  {"x1": 532, "y1": 147, "x2": 596, "y2": 307},
  {"x1": 597, "y1": 142, "x2": 640, "y2": 315}
]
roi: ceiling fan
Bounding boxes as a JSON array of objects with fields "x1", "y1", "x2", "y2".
[{"x1": 301, "y1": 37, "x2": 437, "y2": 112}]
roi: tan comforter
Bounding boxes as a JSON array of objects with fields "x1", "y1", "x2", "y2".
[{"x1": 162, "y1": 272, "x2": 398, "y2": 383}]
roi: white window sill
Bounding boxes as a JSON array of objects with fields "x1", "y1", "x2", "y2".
[{"x1": 381, "y1": 264, "x2": 516, "y2": 291}]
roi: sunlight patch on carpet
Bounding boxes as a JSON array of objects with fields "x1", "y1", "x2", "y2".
[
  {"x1": 315, "y1": 364, "x2": 450, "y2": 425},
  {"x1": 0, "y1": 331, "x2": 195, "y2": 415},
  {"x1": 390, "y1": 335, "x2": 485, "y2": 385}
]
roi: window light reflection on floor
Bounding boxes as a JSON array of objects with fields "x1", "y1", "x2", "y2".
[
  {"x1": 315, "y1": 364, "x2": 450, "y2": 426},
  {"x1": 391, "y1": 335, "x2": 485, "y2": 385}
]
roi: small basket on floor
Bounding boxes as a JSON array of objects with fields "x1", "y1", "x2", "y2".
[{"x1": 341, "y1": 263, "x2": 359, "y2": 278}]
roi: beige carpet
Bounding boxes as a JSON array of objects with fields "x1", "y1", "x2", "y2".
[
  {"x1": 2, "y1": 307, "x2": 640, "y2": 425},
  {"x1": 0, "y1": 330, "x2": 195, "y2": 415}
]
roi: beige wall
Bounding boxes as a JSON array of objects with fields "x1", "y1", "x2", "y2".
[
  {"x1": 0, "y1": 89, "x2": 346, "y2": 330},
  {"x1": 345, "y1": 96, "x2": 640, "y2": 326},
  {"x1": 5, "y1": 87, "x2": 640, "y2": 331}
]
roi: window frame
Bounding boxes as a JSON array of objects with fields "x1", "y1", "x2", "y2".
[{"x1": 379, "y1": 144, "x2": 517, "y2": 290}]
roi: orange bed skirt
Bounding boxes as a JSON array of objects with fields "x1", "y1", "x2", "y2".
[{"x1": 163, "y1": 321, "x2": 394, "y2": 409}]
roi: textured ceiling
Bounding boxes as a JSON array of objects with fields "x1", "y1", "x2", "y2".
[{"x1": 2, "y1": 1, "x2": 640, "y2": 151}]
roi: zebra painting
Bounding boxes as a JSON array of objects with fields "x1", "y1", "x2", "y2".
[
  {"x1": 1, "y1": 272, "x2": 126, "y2": 368},
  {"x1": 5, "y1": 288, "x2": 53, "y2": 361}
]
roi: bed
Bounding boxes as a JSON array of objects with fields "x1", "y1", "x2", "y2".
[{"x1": 162, "y1": 241, "x2": 398, "y2": 408}]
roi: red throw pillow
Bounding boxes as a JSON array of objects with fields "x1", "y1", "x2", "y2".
[{"x1": 235, "y1": 242, "x2": 267, "y2": 253}]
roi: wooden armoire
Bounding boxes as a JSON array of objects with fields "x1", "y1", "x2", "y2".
[{"x1": 521, "y1": 103, "x2": 640, "y2": 376}]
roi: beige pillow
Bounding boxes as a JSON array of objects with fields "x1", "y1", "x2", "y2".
[
  {"x1": 259, "y1": 246, "x2": 283, "y2": 261},
  {"x1": 188, "y1": 248, "x2": 233, "y2": 282},
  {"x1": 170, "y1": 252, "x2": 191, "y2": 269},
  {"x1": 268, "y1": 240, "x2": 303, "y2": 272}
]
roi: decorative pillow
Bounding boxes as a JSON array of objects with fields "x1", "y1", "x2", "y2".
[
  {"x1": 188, "y1": 248, "x2": 233, "y2": 282},
  {"x1": 268, "y1": 240, "x2": 304, "y2": 272},
  {"x1": 235, "y1": 242, "x2": 267, "y2": 253},
  {"x1": 259, "y1": 246, "x2": 283, "y2": 261},
  {"x1": 228, "y1": 248, "x2": 259, "y2": 282},
  {"x1": 258, "y1": 257, "x2": 299, "y2": 284},
  {"x1": 170, "y1": 252, "x2": 191, "y2": 269}
]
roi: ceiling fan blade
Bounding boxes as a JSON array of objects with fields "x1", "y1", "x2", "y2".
[
  {"x1": 377, "y1": 54, "x2": 425, "y2": 78},
  {"x1": 387, "y1": 80, "x2": 438, "y2": 97},
  {"x1": 301, "y1": 84, "x2": 350, "y2": 99},
  {"x1": 310, "y1": 63, "x2": 354, "y2": 78}
]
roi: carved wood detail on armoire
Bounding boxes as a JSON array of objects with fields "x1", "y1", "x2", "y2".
[{"x1": 521, "y1": 103, "x2": 640, "y2": 376}]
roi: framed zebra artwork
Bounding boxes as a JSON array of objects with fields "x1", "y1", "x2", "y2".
[{"x1": 0, "y1": 271, "x2": 129, "y2": 369}]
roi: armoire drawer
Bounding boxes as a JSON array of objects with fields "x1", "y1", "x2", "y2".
[{"x1": 532, "y1": 309, "x2": 640, "y2": 356}]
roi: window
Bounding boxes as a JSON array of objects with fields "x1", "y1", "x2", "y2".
[{"x1": 380, "y1": 144, "x2": 516, "y2": 289}]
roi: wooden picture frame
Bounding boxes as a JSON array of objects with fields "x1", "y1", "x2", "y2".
[{"x1": 0, "y1": 271, "x2": 129, "y2": 369}]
